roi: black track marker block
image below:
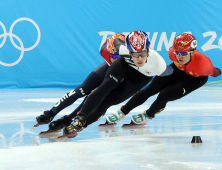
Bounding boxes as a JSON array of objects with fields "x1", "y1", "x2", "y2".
[{"x1": 191, "y1": 136, "x2": 202, "y2": 143}]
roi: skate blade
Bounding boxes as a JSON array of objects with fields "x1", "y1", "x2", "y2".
[
  {"x1": 39, "y1": 129, "x2": 61, "y2": 135},
  {"x1": 57, "y1": 132, "x2": 78, "y2": 139},
  {"x1": 99, "y1": 122, "x2": 117, "y2": 127},
  {"x1": 122, "y1": 122, "x2": 146, "y2": 127},
  {"x1": 33, "y1": 123, "x2": 39, "y2": 130}
]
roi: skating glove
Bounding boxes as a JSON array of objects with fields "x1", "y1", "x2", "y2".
[{"x1": 212, "y1": 68, "x2": 221, "y2": 77}]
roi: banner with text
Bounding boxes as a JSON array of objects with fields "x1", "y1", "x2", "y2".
[{"x1": 0, "y1": 0, "x2": 222, "y2": 88}]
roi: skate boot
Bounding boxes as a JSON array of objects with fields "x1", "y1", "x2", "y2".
[
  {"x1": 131, "y1": 111, "x2": 152, "y2": 124},
  {"x1": 106, "y1": 110, "x2": 125, "y2": 123},
  {"x1": 56, "y1": 125, "x2": 78, "y2": 139},
  {"x1": 71, "y1": 115, "x2": 86, "y2": 132},
  {"x1": 36, "y1": 111, "x2": 55, "y2": 125},
  {"x1": 49, "y1": 116, "x2": 72, "y2": 131},
  {"x1": 64, "y1": 125, "x2": 78, "y2": 136}
]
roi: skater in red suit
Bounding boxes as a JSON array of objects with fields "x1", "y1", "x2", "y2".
[{"x1": 106, "y1": 33, "x2": 221, "y2": 125}]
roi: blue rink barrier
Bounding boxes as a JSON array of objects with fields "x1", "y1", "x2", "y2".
[{"x1": 0, "y1": 0, "x2": 222, "y2": 89}]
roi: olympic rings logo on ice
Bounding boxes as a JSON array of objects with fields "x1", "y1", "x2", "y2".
[{"x1": 0, "y1": 18, "x2": 41, "y2": 67}]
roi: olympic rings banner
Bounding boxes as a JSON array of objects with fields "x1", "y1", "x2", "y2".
[{"x1": 0, "y1": 0, "x2": 222, "y2": 88}]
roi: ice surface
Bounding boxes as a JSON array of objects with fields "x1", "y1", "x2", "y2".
[{"x1": 0, "y1": 84, "x2": 222, "y2": 169}]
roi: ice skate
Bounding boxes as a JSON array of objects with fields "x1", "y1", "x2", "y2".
[
  {"x1": 49, "y1": 116, "x2": 72, "y2": 131},
  {"x1": 131, "y1": 111, "x2": 151, "y2": 124},
  {"x1": 39, "y1": 128, "x2": 61, "y2": 139},
  {"x1": 57, "y1": 125, "x2": 78, "y2": 139},
  {"x1": 33, "y1": 111, "x2": 55, "y2": 130},
  {"x1": 39, "y1": 129, "x2": 61, "y2": 135},
  {"x1": 71, "y1": 115, "x2": 86, "y2": 132},
  {"x1": 36, "y1": 111, "x2": 54, "y2": 125},
  {"x1": 106, "y1": 110, "x2": 125, "y2": 123},
  {"x1": 122, "y1": 120, "x2": 146, "y2": 127},
  {"x1": 99, "y1": 120, "x2": 117, "y2": 127},
  {"x1": 33, "y1": 123, "x2": 39, "y2": 130}
]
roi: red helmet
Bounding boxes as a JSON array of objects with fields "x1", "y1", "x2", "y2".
[
  {"x1": 107, "y1": 34, "x2": 125, "y2": 54},
  {"x1": 173, "y1": 33, "x2": 197, "y2": 52}
]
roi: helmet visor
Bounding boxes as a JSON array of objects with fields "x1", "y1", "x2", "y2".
[
  {"x1": 175, "y1": 51, "x2": 193, "y2": 57},
  {"x1": 110, "y1": 54, "x2": 121, "y2": 59},
  {"x1": 131, "y1": 50, "x2": 148, "y2": 58}
]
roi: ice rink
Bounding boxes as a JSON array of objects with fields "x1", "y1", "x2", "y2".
[{"x1": 0, "y1": 83, "x2": 222, "y2": 170}]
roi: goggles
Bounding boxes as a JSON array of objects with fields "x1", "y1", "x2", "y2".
[
  {"x1": 110, "y1": 54, "x2": 121, "y2": 59},
  {"x1": 130, "y1": 50, "x2": 148, "y2": 58},
  {"x1": 175, "y1": 51, "x2": 192, "y2": 57}
]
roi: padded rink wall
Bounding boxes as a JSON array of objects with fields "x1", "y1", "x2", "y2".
[{"x1": 0, "y1": 0, "x2": 222, "y2": 89}]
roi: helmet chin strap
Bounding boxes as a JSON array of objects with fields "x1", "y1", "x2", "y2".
[
  {"x1": 145, "y1": 49, "x2": 149, "y2": 63},
  {"x1": 184, "y1": 53, "x2": 192, "y2": 65},
  {"x1": 185, "y1": 52, "x2": 193, "y2": 65},
  {"x1": 184, "y1": 49, "x2": 195, "y2": 65}
]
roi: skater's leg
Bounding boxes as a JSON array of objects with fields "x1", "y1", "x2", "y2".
[
  {"x1": 146, "y1": 76, "x2": 208, "y2": 118},
  {"x1": 50, "y1": 63, "x2": 108, "y2": 116},
  {"x1": 89, "y1": 76, "x2": 152, "y2": 125},
  {"x1": 131, "y1": 75, "x2": 208, "y2": 124},
  {"x1": 79, "y1": 58, "x2": 128, "y2": 117},
  {"x1": 36, "y1": 63, "x2": 108, "y2": 125},
  {"x1": 121, "y1": 63, "x2": 178, "y2": 115},
  {"x1": 49, "y1": 97, "x2": 87, "y2": 130}
]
